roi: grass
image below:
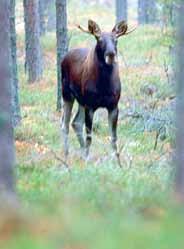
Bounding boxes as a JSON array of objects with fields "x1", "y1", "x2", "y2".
[{"x1": 1, "y1": 2, "x2": 183, "y2": 249}]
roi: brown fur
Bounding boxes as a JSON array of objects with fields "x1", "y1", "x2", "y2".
[{"x1": 60, "y1": 20, "x2": 133, "y2": 163}]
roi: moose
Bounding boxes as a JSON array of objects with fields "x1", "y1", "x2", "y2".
[{"x1": 61, "y1": 20, "x2": 135, "y2": 165}]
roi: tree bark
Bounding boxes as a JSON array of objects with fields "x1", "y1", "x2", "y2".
[
  {"x1": 116, "y1": 0, "x2": 127, "y2": 23},
  {"x1": 138, "y1": 0, "x2": 146, "y2": 24},
  {"x1": 138, "y1": 0, "x2": 156, "y2": 24},
  {"x1": 39, "y1": 0, "x2": 46, "y2": 36},
  {"x1": 162, "y1": 2, "x2": 176, "y2": 27},
  {"x1": 176, "y1": 2, "x2": 184, "y2": 201},
  {"x1": 56, "y1": 0, "x2": 68, "y2": 111},
  {"x1": 9, "y1": 0, "x2": 21, "y2": 127},
  {"x1": 47, "y1": 1, "x2": 56, "y2": 31},
  {"x1": 23, "y1": 0, "x2": 28, "y2": 73},
  {"x1": 148, "y1": 0, "x2": 157, "y2": 23},
  {"x1": 0, "y1": 0, "x2": 15, "y2": 195},
  {"x1": 23, "y1": 0, "x2": 43, "y2": 83}
]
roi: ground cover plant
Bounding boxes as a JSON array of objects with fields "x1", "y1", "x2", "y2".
[{"x1": 1, "y1": 1, "x2": 183, "y2": 248}]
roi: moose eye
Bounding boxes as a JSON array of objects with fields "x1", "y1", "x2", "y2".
[
  {"x1": 98, "y1": 37, "x2": 105, "y2": 48},
  {"x1": 98, "y1": 37, "x2": 103, "y2": 43}
]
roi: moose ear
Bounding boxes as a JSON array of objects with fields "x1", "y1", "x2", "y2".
[
  {"x1": 88, "y1": 19, "x2": 101, "y2": 38},
  {"x1": 112, "y1": 21, "x2": 128, "y2": 38}
]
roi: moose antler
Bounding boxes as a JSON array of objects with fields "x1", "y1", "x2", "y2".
[
  {"x1": 77, "y1": 24, "x2": 91, "y2": 35},
  {"x1": 77, "y1": 20, "x2": 101, "y2": 38},
  {"x1": 124, "y1": 26, "x2": 137, "y2": 35},
  {"x1": 116, "y1": 26, "x2": 137, "y2": 38}
]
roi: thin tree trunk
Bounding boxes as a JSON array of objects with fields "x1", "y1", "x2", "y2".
[
  {"x1": 39, "y1": 0, "x2": 46, "y2": 36},
  {"x1": 138, "y1": 0, "x2": 147, "y2": 24},
  {"x1": 176, "y1": 2, "x2": 184, "y2": 201},
  {"x1": 56, "y1": 0, "x2": 68, "y2": 111},
  {"x1": 138, "y1": 0, "x2": 156, "y2": 24},
  {"x1": 47, "y1": 1, "x2": 56, "y2": 31},
  {"x1": 162, "y1": 2, "x2": 176, "y2": 27},
  {"x1": 0, "y1": 0, "x2": 15, "y2": 195},
  {"x1": 116, "y1": 0, "x2": 127, "y2": 23},
  {"x1": 9, "y1": 0, "x2": 21, "y2": 127},
  {"x1": 148, "y1": 0, "x2": 157, "y2": 24},
  {"x1": 23, "y1": 0, "x2": 43, "y2": 83},
  {"x1": 23, "y1": 0, "x2": 28, "y2": 73}
]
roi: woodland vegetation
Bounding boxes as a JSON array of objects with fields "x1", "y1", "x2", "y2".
[{"x1": 0, "y1": 0, "x2": 183, "y2": 248}]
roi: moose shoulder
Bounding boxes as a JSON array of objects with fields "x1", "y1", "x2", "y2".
[{"x1": 61, "y1": 20, "x2": 135, "y2": 166}]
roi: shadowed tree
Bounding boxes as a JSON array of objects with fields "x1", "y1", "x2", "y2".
[
  {"x1": 116, "y1": 0, "x2": 127, "y2": 22},
  {"x1": 56, "y1": 0, "x2": 68, "y2": 111},
  {"x1": 176, "y1": 2, "x2": 184, "y2": 201},
  {"x1": 10, "y1": 0, "x2": 21, "y2": 127},
  {"x1": 138, "y1": 0, "x2": 157, "y2": 24},
  {"x1": 23, "y1": 0, "x2": 43, "y2": 83},
  {"x1": 0, "y1": 0, "x2": 15, "y2": 196}
]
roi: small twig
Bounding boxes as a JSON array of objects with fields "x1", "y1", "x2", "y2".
[
  {"x1": 164, "y1": 59, "x2": 170, "y2": 84},
  {"x1": 50, "y1": 149, "x2": 70, "y2": 170},
  {"x1": 154, "y1": 127, "x2": 163, "y2": 150},
  {"x1": 154, "y1": 131, "x2": 159, "y2": 150},
  {"x1": 118, "y1": 141, "x2": 133, "y2": 169},
  {"x1": 150, "y1": 99, "x2": 159, "y2": 110},
  {"x1": 116, "y1": 152, "x2": 123, "y2": 168}
]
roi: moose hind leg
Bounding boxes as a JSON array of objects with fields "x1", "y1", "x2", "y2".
[
  {"x1": 61, "y1": 100, "x2": 74, "y2": 158},
  {"x1": 108, "y1": 107, "x2": 122, "y2": 167},
  {"x1": 72, "y1": 104, "x2": 85, "y2": 148},
  {"x1": 85, "y1": 108, "x2": 94, "y2": 158}
]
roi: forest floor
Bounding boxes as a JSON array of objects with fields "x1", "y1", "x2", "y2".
[{"x1": 1, "y1": 2, "x2": 184, "y2": 249}]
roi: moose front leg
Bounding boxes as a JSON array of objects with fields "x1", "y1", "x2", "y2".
[
  {"x1": 72, "y1": 104, "x2": 85, "y2": 148},
  {"x1": 61, "y1": 100, "x2": 74, "y2": 158},
  {"x1": 85, "y1": 108, "x2": 94, "y2": 158},
  {"x1": 108, "y1": 107, "x2": 122, "y2": 167}
]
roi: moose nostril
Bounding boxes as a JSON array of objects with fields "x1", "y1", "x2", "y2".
[
  {"x1": 108, "y1": 52, "x2": 115, "y2": 57},
  {"x1": 105, "y1": 51, "x2": 116, "y2": 64}
]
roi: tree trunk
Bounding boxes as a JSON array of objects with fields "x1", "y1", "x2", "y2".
[
  {"x1": 138, "y1": 0, "x2": 147, "y2": 24},
  {"x1": 0, "y1": 0, "x2": 15, "y2": 195},
  {"x1": 162, "y1": 2, "x2": 176, "y2": 27},
  {"x1": 116, "y1": 0, "x2": 127, "y2": 23},
  {"x1": 56, "y1": 0, "x2": 68, "y2": 111},
  {"x1": 138, "y1": 0, "x2": 156, "y2": 24},
  {"x1": 176, "y1": 2, "x2": 184, "y2": 201},
  {"x1": 23, "y1": 0, "x2": 28, "y2": 73},
  {"x1": 148, "y1": 0, "x2": 157, "y2": 24},
  {"x1": 39, "y1": 0, "x2": 46, "y2": 36},
  {"x1": 47, "y1": 0, "x2": 56, "y2": 31},
  {"x1": 9, "y1": 0, "x2": 21, "y2": 127},
  {"x1": 23, "y1": 0, "x2": 43, "y2": 83}
]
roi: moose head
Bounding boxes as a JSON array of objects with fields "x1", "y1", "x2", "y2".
[{"x1": 78, "y1": 19, "x2": 136, "y2": 65}]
